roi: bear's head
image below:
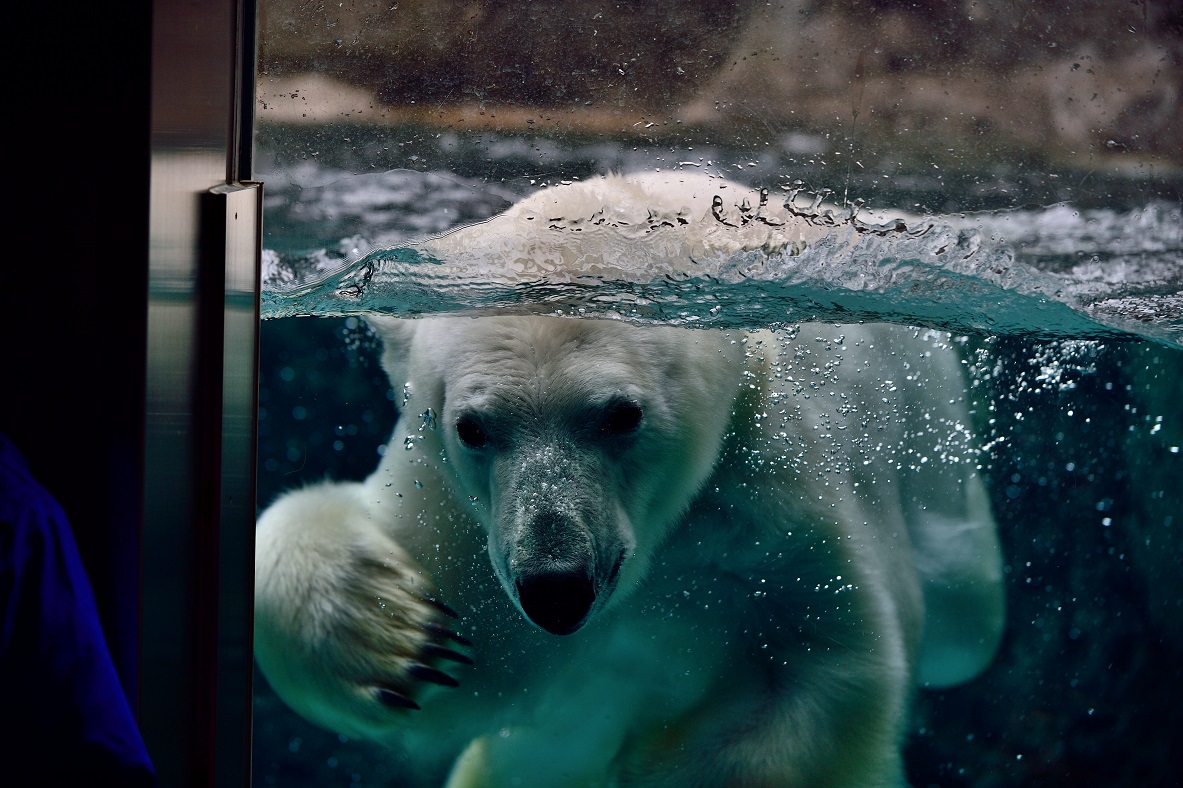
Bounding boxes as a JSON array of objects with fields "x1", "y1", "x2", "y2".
[{"x1": 369, "y1": 315, "x2": 745, "y2": 635}]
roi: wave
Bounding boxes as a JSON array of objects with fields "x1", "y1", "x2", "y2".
[{"x1": 260, "y1": 178, "x2": 1181, "y2": 349}]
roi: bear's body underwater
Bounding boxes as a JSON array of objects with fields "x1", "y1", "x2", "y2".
[{"x1": 254, "y1": 173, "x2": 1005, "y2": 787}]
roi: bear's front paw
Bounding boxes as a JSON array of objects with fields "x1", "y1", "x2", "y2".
[
  {"x1": 363, "y1": 586, "x2": 475, "y2": 712},
  {"x1": 254, "y1": 490, "x2": 474, "y2": 737},
  {"x1": 305, "y1": 544, "x2": 475, "y2": 721}
]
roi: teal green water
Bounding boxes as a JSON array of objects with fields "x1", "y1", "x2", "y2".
[{"x1": 253, "y1": 154, "x2": 1183, "y2": 786}]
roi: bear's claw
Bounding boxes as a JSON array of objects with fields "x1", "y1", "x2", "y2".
[
  {"x1": 418, "y1": 593, "x2": 462, "y2": 619},
  {"x1": 376, "y1": 687, "x2": 422, "y2": 711},
  {"x1": 408, "y1": 662, "x2": 461, "y2": 687},
  {"x1": 395, "y1": 592, "x2": 474, "y2": 701},
  {"x1": 425, "y1": 622, "x2": 474, "y2": 647},
  {"x1": 422, "y1": 643, "x2": 475, "y2": 665}
]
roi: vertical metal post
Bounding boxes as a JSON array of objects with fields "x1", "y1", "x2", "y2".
[
  {"x1": 202, "y1": 183, "x2": 263, "y2": 786},
  {"x1": 141, "y1": 0, "x2": 260, "y2": 784}
]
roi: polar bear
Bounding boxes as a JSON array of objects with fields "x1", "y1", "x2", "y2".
[{"x1": 254, "y1": 174, "x2": 1004, "y2": 787}]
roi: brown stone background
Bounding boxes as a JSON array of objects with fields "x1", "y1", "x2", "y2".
[{"x1": 258, "y1": 0, "x2": 1182, "y2": 165}]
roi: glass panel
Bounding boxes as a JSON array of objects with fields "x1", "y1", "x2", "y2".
[{"x1": 252, "y1": 2, "x2": 1182, "y2": 785}]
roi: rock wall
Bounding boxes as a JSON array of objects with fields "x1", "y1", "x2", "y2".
[{"x1": 258, "y1": 1, "x2": 1181, "y2": 168}]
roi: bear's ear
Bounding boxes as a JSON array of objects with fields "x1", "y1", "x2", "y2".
[{"x1": 365, "y1": 315, "x2": 417, "y2": 398}]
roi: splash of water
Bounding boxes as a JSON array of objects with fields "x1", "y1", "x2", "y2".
[{"x1": 261, "y1": 180, "x2": 1181, "y2": 348}]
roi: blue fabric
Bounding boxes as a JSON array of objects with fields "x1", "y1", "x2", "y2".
[{"x1": 0, "y1": 433, "x2": 155, "y2": 785}]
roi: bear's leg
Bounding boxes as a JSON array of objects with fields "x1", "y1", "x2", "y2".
[{"x1": 254, "y1": 481, "x2": 472, "y2": 741}]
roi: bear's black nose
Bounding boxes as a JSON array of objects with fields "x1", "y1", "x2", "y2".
[{"x1": 516, "y1": 570, "x2": 596, "y2": 635}]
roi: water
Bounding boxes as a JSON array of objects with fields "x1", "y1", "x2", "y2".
[
  {"x1": 259, "y1": 165, "x2": 1181, "y2": 349},
  {"x1": 253, "y1": 135, "x2": 1183, "y2": 786}
]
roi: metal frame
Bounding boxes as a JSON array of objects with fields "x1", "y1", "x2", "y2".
[{"x1": 139, "y1": 0, "x2": 262, "y2": 783}]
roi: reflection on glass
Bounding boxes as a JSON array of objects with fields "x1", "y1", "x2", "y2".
[{"x1": 252, "y1": 2, "x2": 1182, "y2": 785}]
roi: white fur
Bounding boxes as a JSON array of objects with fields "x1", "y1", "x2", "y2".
[{"x1": 255, "y1": 174, "x2": 1004, "y2": 786}]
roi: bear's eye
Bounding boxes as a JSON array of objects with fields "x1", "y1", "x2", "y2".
[
  {"x1": 602, "y1": 400, "x2": 643, "y2": 436},
  {"x1": 455, "y1": 414, "x2": 490, "y2": 450}
]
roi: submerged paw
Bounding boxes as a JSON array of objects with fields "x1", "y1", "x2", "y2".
[{"x1": 366, "y1": 592, "x2": 474, "y2": 711}]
